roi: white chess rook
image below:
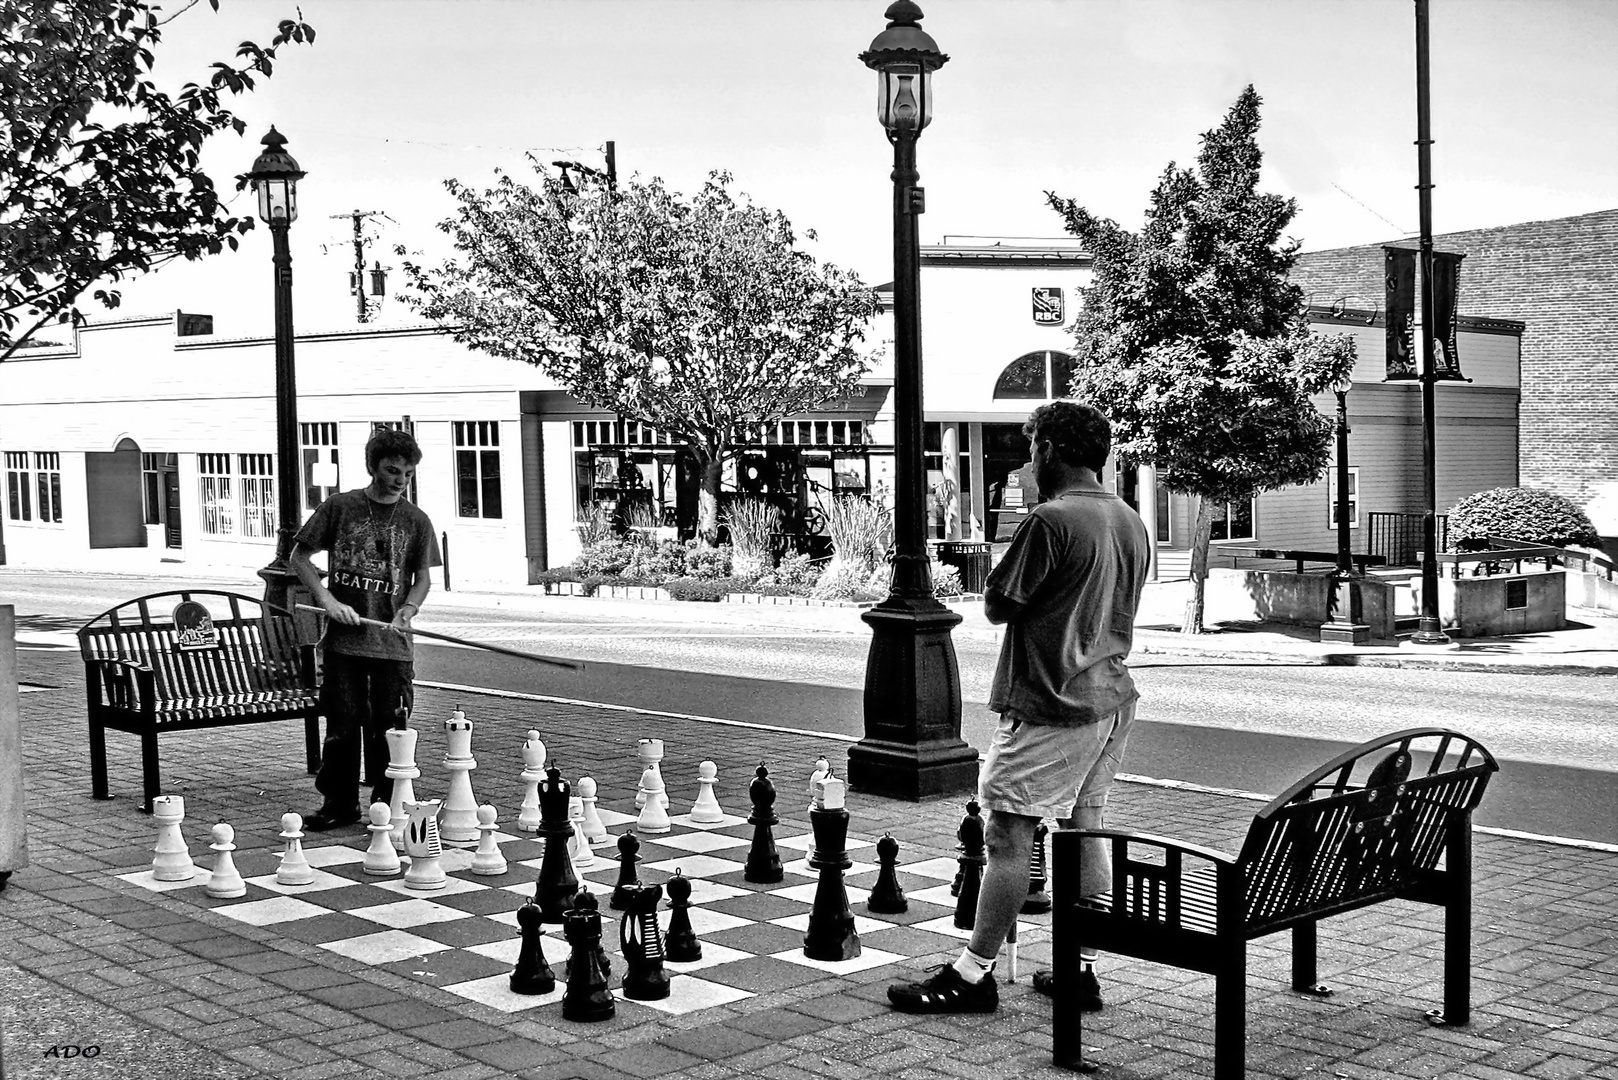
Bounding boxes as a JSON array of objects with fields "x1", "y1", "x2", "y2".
[
  {"x1": 276, "y1": 812, "x2": 315, "y2": 886},
  {"x1": 150, "y1": 794, "x2": 196, "y2": 882},
  {"x1": 690, "y1": 761, "x2": 724, "y2": 823},
  {"x1": 440, "y1": 707, "x2": 481, "y2": 844},
  {"x1": 385, "y1": 726, "x2": 421, "y2": 847},
  {"x1": 470, "y1": 804, "x2": 507, "y2": 875},
  {"x1": 518, "y1": 730, "x2": 547, "y2": 833},
  {"x1": 204, "y1": 822, "x2": 246, "y2": 898},
  {"x1": 363, "y1": 802, "x2": 402, "y2": 876}
]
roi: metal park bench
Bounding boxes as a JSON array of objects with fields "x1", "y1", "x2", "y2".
[
  {"x1": 1050, "y1": 727, "x2": 1499, "y2": 1078},
  {"x1": 1222, "y1": 546, "x2": 1388, "y2": 574},
  {"x1": 78, "y1": 591, "x2": 321, "y2": 812}
]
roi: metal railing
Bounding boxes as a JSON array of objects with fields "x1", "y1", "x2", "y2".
[{"x1": 1367, "y1": 512, "x2": 1448, "y2": 568}]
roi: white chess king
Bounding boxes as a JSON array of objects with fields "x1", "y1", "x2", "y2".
[{"x1": 439, "y1": 706, "x2": 480, "y2": 843}]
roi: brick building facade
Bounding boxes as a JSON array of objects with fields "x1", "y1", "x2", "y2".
[{"x1": 1291, "y1": 209, "x2": 1618, "y2": 543}]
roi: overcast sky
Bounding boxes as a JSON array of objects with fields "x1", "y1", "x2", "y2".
[{"x1": 88, "y1": 0, "x2": 1618, "y2": 337}]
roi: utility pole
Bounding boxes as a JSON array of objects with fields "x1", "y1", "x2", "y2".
[
  {"x1": 553, "y1": 141, "x2": 617, "y2": 192},
  {"x1": 331, "y1": 209, "x2": 389, "y2": 323}
]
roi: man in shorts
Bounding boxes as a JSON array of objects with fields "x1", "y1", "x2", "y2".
[
  {"x1": 888, "y1": 400, "x2": 1149, "y2": 1014},
  {"x1": 292, "y1": 428, "x2": 441, "y2": 831}
]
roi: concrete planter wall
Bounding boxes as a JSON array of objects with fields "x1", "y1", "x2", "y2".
[
  {"x1": 1206, "y1": 568, "x2": 1397, "y2": 640},
  {"x1": 1412, "y1": 570, "x2": 1566, "y2": 637}
]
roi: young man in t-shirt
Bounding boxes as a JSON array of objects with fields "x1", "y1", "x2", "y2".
[
  {"x1": 292, "y1": 429, "x2": 442, "y2": 831},
  {"x1": 888, "y1": 400, "x2": 1150, "y2": 1014}
]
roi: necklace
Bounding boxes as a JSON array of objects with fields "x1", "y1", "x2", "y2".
[{"x1": 368, "y1": 494, "x2": 399, "y2": 533}]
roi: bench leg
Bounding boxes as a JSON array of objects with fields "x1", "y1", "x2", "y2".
[
  {"x1": 1051, "y1": 905, "x2": 1100, "y2": 1073},
  {"x1": 1291, "y1": 920, "x2": 1332, "y2": 995},
  {"x1": 1214, "y1": 943, "x2": 1246, "y2": 1080},
  {"x1": 141, "y1": 728, "x2": 160, "y2": 814},
  {"x1": 89, "y1": 717, "x2": 111, "y2": 801},
  {"x1": 1438, "y1": 814, "x2": 1474, "y2": 1026},
  {"x1": 305, "y1": 716, "x2": 321, "y2": 775}
]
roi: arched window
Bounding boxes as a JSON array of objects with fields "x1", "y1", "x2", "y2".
[{"x1": 992, "y1": 350, "x2": 1077, "y2": 400}]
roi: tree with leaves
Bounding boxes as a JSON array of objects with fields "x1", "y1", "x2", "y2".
[
  {"x1": 402, "y1": 164, "x2": 878, "y2": 545},
  {"x1": 1, "y1": 0, "x2": 314, "y2": 361},
  {"x1": 1047, "y1": 85, "x2": 1356, "y2": 633}
]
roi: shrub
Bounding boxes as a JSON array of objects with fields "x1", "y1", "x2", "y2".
[
  {"x1": 932, "y1": 564, "x2": 963, "y2": 597},
  {"x1": 683, "y1": 542, "x2": 733, "y2": 580},
  {"x1": 822, "y1": 495, "x2": 890, "y2": 580},
  {"x1": 575, "y1": 501, "x2": 614, "y2": 547},
  {"x1": 623, "y1": 538, "x2": 686, "y2": 583},
  {"x1": 724, "y1": 498, "x2": 781, "y2": 581},
  {"x1": 1447, "y1": 487, "x2": 1601, "y2": 551},
  {"x1": 770, "y1": 552, "x2": 822, "y2": 591},
  {"x1": 579, "y1": 574, "x2": 610, "y2": 597},
  {"x1": 533, "y1": 567, "x2": 582, "y2": 586},
  {"x1": 573, "y1": 535, "x2": 636, "y2": 578},
  {"x1": 663, "y1": 576, "x2": 731, "y2": 602}
]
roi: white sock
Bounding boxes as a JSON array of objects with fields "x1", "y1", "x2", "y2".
[
  {"x1": 952, "y1": 948, "x2": 996, "y2": 984},
  {"x1": 1079, "y1": 950, "x2": 1099, "y2": 973}
]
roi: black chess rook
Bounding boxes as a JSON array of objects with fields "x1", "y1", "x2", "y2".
[{"x1": 560, "y1": 892, "x2": 615, "y2": 1022}]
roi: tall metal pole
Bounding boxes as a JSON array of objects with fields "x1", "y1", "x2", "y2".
[
  {"x1": 350, "y1": 211, "x2": 368, "y2": 323},
  {"x1": 259, "y1": 220, "x2": 303, "y2": 611},
  {"x1": 888, "y1": 130, "x2": 928, "y2": 598},
  {"x1": 1411, "y1": 0, "x2": 1451, "y2": 645},
  {"x1": 1335, "y1": 390, "x2": 1353, "y2": 577}
]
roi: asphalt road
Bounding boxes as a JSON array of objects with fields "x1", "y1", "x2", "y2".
[{"x1": 5, "y1": 568, "x2": 1613, "y2": 844}]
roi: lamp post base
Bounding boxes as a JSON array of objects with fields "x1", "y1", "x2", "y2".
[
  {"x1": 259, "y1": 556, "x2": 320, "y2": 644},
  {"x1": 1319, "y1": 621, "x2": 1371, "y2": 645},
  {"x1": 1320, "y1": 574, "x2": 1371, "y2": 645},
  {"x1": 849, "y1": 596, "x2": 978, "y2": 802}
]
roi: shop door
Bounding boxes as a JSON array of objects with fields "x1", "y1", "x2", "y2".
[
  {"x1": 982, "y1": 424, "x2": 1033, "y2": 541},
  {"x1": 163, "y1": 471, "x2": 183, "y2": 548}
]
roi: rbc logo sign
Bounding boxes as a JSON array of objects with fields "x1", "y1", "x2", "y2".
[{"x1": 1031, "y1": 287, "x2": 1064, "y2": 325}]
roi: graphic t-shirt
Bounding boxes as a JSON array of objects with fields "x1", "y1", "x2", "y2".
[
  {"x1": 986, "y1": 490, "x2": 1150, "y2": 726},
  {"x1": 293, "y1": 489, "x2": 442, "y2": 660}
]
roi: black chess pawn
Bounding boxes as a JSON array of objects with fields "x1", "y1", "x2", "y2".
[
  {"x1": 610, "y1": 831, "x2": 642, "y2": 911},
  {"x1": 1022, "y1": 821, "x2": 1052, "y2": 915},
  {"x1": 509, "y1": 902, "x2": 556, "y2": 995},
  {"x1": 619, "y1": 882, "x2": 670, "y2": 1001},
  {"x1": 866, "y1": 833, "x2": 908, "y2": 914},
  {"x1": 744, "y1": 763, "x2": 783, "y2": 884},
  {"x1": 532, "y1": 765, "x2": 580, "y2": 922},
  {"x1": 953, "y1": 798, "x2": 986, "y2": 931},
  {"x1": 560, "y1": 891, "x2": 615, "y2": 1022},
  {"x1": 664, "y1": 870, "x2": 701, "y2": 963},
  {"x1": 802, "y1": 774, "x2": 860, "y2": 962}
]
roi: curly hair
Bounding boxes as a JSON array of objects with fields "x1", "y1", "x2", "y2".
[
  {"x1": 365, "y1": 428, "x2": 423, "y2": 472},
  {"x1": 1022, "y1": 401, "x2": 1111, "y2": 474}
]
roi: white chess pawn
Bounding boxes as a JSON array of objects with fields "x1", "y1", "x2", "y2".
[
  {"x1": 276, "y1": 812, "x2": 315, "y2": 886},
  {"x1": 567, "y1": 795, "x2": 594, "y2": 868},
  {"x1": 690, "y1": 760, "x2": 724, "y2": 823},
  {"x1": 204, "y1": 822, "x2": 247, "y2": 898},
  {"x1": 440, "y1": 706, "x2": 480, "y2": 844},
  {"x1": 402, "y1": 800, "x2": 448, "y2": 891},
  {"x1": 517, "y1": 730, "x2": 546, "y2": 833},
  {"x1": 809, "y1": 755, "x2": 830, "y2": 814},
  {"x1": 363, "y1": 802, "x2": 402, "y2": 876},
  {"x1": 385, "y1": 726, "x2": 421, "y2": 847},
  {"x1": 470, "y1": 804, "x2": 507, "y2": 876},
  {"x1": 150, "y1": 794, "x2": 196, "y2": 882},
  {"x1": 636, "y1": 765, "x2": 672, "y2": 834},
  {"x1": 577, "y1": 776, "x2": 609, "y2": 846},
  {"x1": 636, "y1": 738, "x2": 670, "y2": 810}
]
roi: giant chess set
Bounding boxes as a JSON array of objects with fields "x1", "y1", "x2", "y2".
[{"x1": 118, "y1": 707, "x2": 1052, "y2": 1019}]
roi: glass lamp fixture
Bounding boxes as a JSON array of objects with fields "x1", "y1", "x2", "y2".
[
  {"x1": 241, "y1": 126, "x2": 305, "y2": 224},
  {"x1": 859, "y1": 1, "x2": 947, "y2": 134}
]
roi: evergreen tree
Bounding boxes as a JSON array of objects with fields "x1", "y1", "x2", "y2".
[
  {"x1": 402, "y1": 165, "x2": 878, "y2": 546},
  {"x1": 1047, "y1": 85, "x2": 1355, "y2": 633},
  {"x1": 1, "y1": 0, "x2": 315, "y2": 361}
]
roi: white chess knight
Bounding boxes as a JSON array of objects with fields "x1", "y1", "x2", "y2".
[
  {"x1": 576, "y1": 776, "x2": 609, "y2": 846},
  {"x1": 439, "y1": 706, "x2": 480, "y2": 844},
  {"x1": 385, "y1": 726, "x2": 422, "y2": 848},
  {"x1": 689, "y1": 760, "x2": 724, "y2": 823},
  {"x1": 567, "y1": 795, "x2": 595, "y2": 868},
  {"x1": 635, "y1": 738, "x2": 670, "y2": 811},
  {"x1": 636, "y1": 764, "x2": 672, "y2": 834},
  {"x1": 363, "y1": 802, "x2": 401, "y2": 876},
  {"x1": 517, "y1": 730, "x2": 547, "y2": 833},
  {"x1": 150, "y1": 794, "x2": 196, "y2": 882},
  {"x1": 402, "y1": 799, "x2": 447, "y2": 891},
  {"x1": 469, "y1": 804, "x2": 507, "y2": 876},
  {"x1": 809, "y1": 755, "x2": 830, "y2": 814},
  {"x1": 204, "y1": 822, "x2": 246, "y2": 898},
  {"x1": 276, "y1": 812, "x2": 315, "y2": 886}
]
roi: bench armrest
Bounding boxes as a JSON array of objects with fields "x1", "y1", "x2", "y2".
[
  {"x1": 88, "y1": 658, "x2": 155, "y2": 713},
  {"x1": 1055, "y1": 828, "x2": 1241, "y2": 932}
]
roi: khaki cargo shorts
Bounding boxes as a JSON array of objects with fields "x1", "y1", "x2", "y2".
[{"x1": 977, "y1": 702, "x2": 1138, "y2": 823}]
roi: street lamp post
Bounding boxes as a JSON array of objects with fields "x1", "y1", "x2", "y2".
[
  {"x1": 240, "y1": 127, "x2": 308, "y2": 617},
  {"x1": 846, "y1": 2, "x2": 978, "y2": 800},
  {"x1": 1320, "y1": 374, "x2": 1369, "y2": 644}
]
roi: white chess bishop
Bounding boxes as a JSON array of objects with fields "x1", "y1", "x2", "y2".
[
  {"x1": 517, "y1": 730, "x2": 546, "y2": 833},
  {"x1": 567, "y1": 795, "x2": 595, "y2": 868}
]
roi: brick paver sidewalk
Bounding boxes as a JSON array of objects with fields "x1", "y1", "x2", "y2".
[{"x1": 2, "y1": 645, "x2": 1615, "y2": 1080}]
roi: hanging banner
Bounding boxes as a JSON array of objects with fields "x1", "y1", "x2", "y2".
[
  {"x1": 1383, "y1": 247, "x2": 1417, "y2": 380},
  {"x1": 1430, "y1": 250, "x2": 1466, "y2": 381}
]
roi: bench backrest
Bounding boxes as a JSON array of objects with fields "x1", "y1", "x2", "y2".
[
  {"x1": 1237, "y1": 727, "x2": 1497, "y2": 932},
  {"x1": 78, "y1": 591, "x2": 308, "y2": 701}
]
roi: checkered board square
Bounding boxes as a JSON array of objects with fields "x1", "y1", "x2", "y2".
[{"x1": 116, "y1": 807, "x2": 1046, "y2": 1018}]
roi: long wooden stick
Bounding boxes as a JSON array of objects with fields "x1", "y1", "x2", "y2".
[{"x1": 295, "y1": 604, "x2": 583, "y2": 671}]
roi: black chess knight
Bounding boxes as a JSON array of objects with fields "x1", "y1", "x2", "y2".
[
  {"x1": 618, "y1": 882, "x2": 671, "y2": 1000},
  {"x1": 1022, "y1": 821, "x2": 1052, "y2": 914}
]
